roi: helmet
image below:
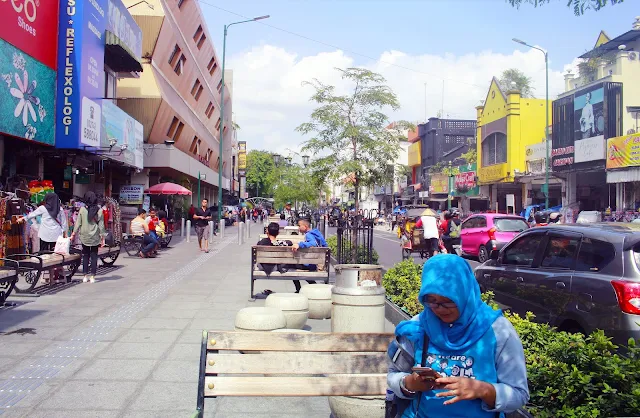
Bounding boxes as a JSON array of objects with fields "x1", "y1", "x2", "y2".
[
  {"x1": 549, "y1": 212, "x2": 562, "y2": 223},
  {"x1": 534, "y1": 211, "x2": 549, "y2": 224}
]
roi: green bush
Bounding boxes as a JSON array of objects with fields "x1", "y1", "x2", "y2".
[
  {"x1": 383, "y1": 265, "x2": 640, "y2": 417},
  {"x1": 326, "y1": 235, "x2": 380, "y2": 265}
]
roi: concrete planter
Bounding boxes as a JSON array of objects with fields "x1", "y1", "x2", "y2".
[
  {"x1": 265, "y1": 293, "x2": 309, "y2": 329},
  {"x1": 300, "y1": 284, "x2": 333, "y2": 319},
  {"x1": 329, "y1": 396, "x2": 384, "y2": 418},
  {"x1": 332, "y1": 264, "x2": 385, "y2": 333}
]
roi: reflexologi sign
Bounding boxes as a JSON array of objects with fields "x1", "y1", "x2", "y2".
[
  {"x1": 0, "y1": 0, "x2": 59, "y2": 145},
  {"x1": 55, "y1": 0, "x2": 141, "y2": 151}
]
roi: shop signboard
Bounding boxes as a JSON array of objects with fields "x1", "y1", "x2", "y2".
[
  {"x1": 0, "y1": 0, "x2": 60, "y2": 69},
  {"x1": 453, "y1": 163, "x2": 479, "y2": 197},
  {"x1": 0, "y1": 39, "x2": 55, "y2": 145},
  {"x1": 119, "y1": 184, "x2": 144, "y2": 205},
  {"x1": 107, "y1": 0, "x2": 142, "y2": 58},
  {"x1": 606, "y1": 133, "x2": 640, "y2": 169},
  {"x1": 56, "y1": 0, "x2": 107, "y2": 149},
  {"x1": 238, "y1": 141, "x2": 246, "y2": 176},
  {"x1": 429, "y1": 174, "x2": 448, "y2": 194},
  {"x1": 573, "y1": 84, "x2": 605, "y2": 163},
  {"x1": 478, "y1": 162, "x2": 508, "y2": 184},
  {"x1": 101, "y1": 101, "x2": 144, "y2": 169}
]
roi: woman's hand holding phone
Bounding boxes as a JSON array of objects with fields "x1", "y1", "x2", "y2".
[{"x1": 403, "y1": 368, "x2": 442, "y2": 394}]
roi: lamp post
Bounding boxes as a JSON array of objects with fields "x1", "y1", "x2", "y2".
[
  {"x1": 126, "y1": 0, "x2": 153, "y2": 9},
  {"x1": 217, "y1": 15, "x2": 270, "y2": 222},
  {"x1": 447, "y1": 161, "x2": 453, "y2": 210},
  {"x1": 513, "y1": 37, "x2": 549, "y2": 209}
]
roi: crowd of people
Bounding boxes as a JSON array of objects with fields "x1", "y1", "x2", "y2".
[{"x1": 129, "y1": 206, "x2": 169, "y2": 258}]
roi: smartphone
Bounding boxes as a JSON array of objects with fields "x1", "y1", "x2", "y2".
[{"x1": 411, "y1": 367, "x2": 441, "y2": 380}]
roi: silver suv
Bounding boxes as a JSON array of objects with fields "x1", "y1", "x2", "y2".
[{"x1": 475, "y1": 223, "x2": 640, "y2": 346}]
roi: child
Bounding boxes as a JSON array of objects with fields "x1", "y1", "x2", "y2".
[{"x1": 257, "y1": 222, "x2": 292, "y2": 275}]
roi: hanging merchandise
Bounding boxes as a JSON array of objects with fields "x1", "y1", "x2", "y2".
[{"x1": 29, "y1": 180, "x2": 54, "y2": 205}]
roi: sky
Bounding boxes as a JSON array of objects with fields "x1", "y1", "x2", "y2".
[{"x1": 195, "y1": 0, "x2": 638, "y2": 158}]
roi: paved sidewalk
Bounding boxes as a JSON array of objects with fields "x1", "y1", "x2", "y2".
[{"x1": 0, "y1": 226, "x2": 392, "y2": 417}]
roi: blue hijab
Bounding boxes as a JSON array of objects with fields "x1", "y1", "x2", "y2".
[{"x1": 397, "y1": 254, "x2": 502, "y2": 352}]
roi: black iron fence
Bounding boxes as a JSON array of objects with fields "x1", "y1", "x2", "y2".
[{"x1": 335, "y1": 211, "x2": 377, "y2": 265}]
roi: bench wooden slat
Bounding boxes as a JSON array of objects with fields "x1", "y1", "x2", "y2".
[
  {"x1": 252, "y1": 271, "x2": 327, "y2": 278},
  {"x1": 0, "y1": 269, "x2": 16, "y2": 279},
  {"x1": 204, "y1": 375, "x2": 386, "y2": 397},
  {"x1": 206, "y1": 331, "x2": 393, "y2": 352},
  {"x1": 256, "y1": 255, "x2": 326, "y2": 265},
  {"x1": 97, "y1": 246, "x2": 120, "y2": 256},
  {"x1": 252, "y1": 246, "x2": 328, "y2": 253},
  {"x1": 206, "y1": 352, "x2": 387, "y2": 374},
  {"x1": 258, "y1": 234, "x2": 305, "y2": 241}
]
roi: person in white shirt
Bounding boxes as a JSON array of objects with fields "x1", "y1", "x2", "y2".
[
  {"x1": 580, "y1": 92, "x2": 594, "y2": 138},
  {"x1": 416, "y1": 215, "x2": 440, "y2": 257},
  {"x1": 18, "y1": 192, "x2": 67, "y2": 252}
]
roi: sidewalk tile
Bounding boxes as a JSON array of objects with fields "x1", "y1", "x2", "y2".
[
  {"x1": 97, "y1": 342, "x2": 172, "y2": 359},
  {"x1": 73, "y1": 359, "x2": 157, "y2": 381},
  {"x1": 131, "y1": 317, "x2": 191, "y2": 330},
  {"x1": 127, "y1": 381, "x2": 197, "y2": 411},
  {"x1": 166, "y1": 343, "x2": 201, "y2": 360},
  {"x1": 151, "y1": 359, "x2": 199, "y2": 382},
  {"x1": 38, "y1": 380, "x2": 139, "y2": 410},
  {"x1": 117, "y1": 329, "x2": 181, "y2": 344}
]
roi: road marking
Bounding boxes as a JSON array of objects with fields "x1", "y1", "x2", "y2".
[{"x1": 373, "y1": 234, "x2": 401, "y2": 244}]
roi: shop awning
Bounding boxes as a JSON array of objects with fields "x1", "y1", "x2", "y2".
[
  {"x1": 427, "y1": 197, "x2": 449, "y2": 202},
  {"x1": 607, "y1": 167, "x2": 640, "y2": 183},
  {"x1": 105, "y1": 30, "x2": 143, "y2": 73}
]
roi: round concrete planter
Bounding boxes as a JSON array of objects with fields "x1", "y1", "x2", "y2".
[
  {"x1": 265, "y1": 293, "x2": 309, "y2": 329},
  {"x1": 300, "y1": 284, "x2": 333, "y2": 319},
  {"x1": 234, "y1": 307, "x2": 287, "y2": 332},
  {"x1": 328, "y1": 395, "x2": 385, "y2": 418}
]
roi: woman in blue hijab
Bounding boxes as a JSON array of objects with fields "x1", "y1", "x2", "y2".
[{"x1": 387, "y1": 254, "x2": 529, "y2": 417}]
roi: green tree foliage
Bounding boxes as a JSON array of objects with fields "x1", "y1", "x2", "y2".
[
  {"x1": 245, "y1": 150, "x2": 275, "y2": 197},
  {"x1": 297, "y1": 67, "x2": 413, "y2": 210},
  {"x1": 499, "y1": 68, "x2": 535, "y2": 98},
  {"x1": 507, "y1": 0, "x2": 623, "y2": 16},
  {"x1": 270, "y1": 164, "x2": 318, "y2": 208},
  {"x1": 383, "y1": 263, "x2": 640, "y2": 417}
]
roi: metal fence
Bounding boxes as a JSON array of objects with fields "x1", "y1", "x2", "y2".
[{"x1": 335, "y1": 212, "x2": 376, "y2": 265}]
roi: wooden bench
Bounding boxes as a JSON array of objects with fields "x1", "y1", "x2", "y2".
[
  {"x1": 250, "y1": 246, "x2": 330, "y2": 299},
  {"x1": 257, "y1": 234, "x2": 305, "y2": 244},
  {"x1": 192, "y1": 330, "x2": 392, "y2": 418},
  {"x1": 8, "y1": 250, "x2": 82, "y2": 294}
]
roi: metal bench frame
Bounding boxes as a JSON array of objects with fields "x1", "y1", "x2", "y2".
[
  {"x1": 8, "y1": 249, "x2": 82, "y2": 294},
  {"x1": 0, "y1": 258, "x2": 19, "y2": 304}
]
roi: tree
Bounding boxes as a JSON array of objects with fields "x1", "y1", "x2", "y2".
[
  {"x1": 499, "y1": 68, "x2": 535, "y2": 98},
  {"x1": 271, "y1": 164, "x2": 318, "y2": 208},
  {"x1": 297, "y1": 68, "x2": 413, "y2": 211},
  {"x1": 459, "y1": 138, "x2": 477, "y2": 165},
  {"x1": 507, "y1": 0, "x2": 623, "y2": 16},
  {"x1": 245, "y1": 150, "x2": 275, "y2": 197}
]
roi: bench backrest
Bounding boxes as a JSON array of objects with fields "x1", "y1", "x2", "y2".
[
  {"x1": 251, "y1": 246, "x2": 330, "y2": 270},
  {"x1": 257, "y1": 234, "x2": 305, "y2": 243},
  {"x1": 198, "y1": 331, "x2": 393, "y2": 399}
]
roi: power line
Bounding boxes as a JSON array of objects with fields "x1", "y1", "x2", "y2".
[{"x1": 195, "y1": 0, "x2": 488, "y2": 90}]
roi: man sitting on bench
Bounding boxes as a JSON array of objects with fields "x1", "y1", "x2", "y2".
[
  {"x1": 291, "y1": 218, "x2": 328, "y2": 293},
  {"x1": 256, "y1": 222, "x2": 292, "y2": 275}
]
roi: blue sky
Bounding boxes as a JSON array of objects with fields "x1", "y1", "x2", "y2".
[{"x1": 194, "y1": 0, "x2": 637, "y2": 153}]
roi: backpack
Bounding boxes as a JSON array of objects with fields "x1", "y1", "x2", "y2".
[{"x1": 449, "y1": 220, "x2": 461, "y2": 239}]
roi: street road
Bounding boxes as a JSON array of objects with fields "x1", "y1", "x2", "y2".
[{"x1": 326, "y1": 226, "x2": 480, "y2": 271}]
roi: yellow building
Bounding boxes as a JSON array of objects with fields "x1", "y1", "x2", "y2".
[{"x1": 476, "y1": 78, "x2": 552, "y2": 212}]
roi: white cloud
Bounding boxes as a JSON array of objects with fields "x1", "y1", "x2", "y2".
[{"x1": 228, "y1": 44, "x2": 570, "y2": 154}]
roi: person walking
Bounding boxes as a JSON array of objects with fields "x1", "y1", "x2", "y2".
[
  {"x1": 70, "y1": 191, "x2": 106, "y2": 283},
  {"x1": 193, "y1": 198, "x2": 212, "y2": 253}
]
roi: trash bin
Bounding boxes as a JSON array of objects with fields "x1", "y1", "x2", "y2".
[{"x1": 331, "y1": 264, "x2": 385, "y2": 333}]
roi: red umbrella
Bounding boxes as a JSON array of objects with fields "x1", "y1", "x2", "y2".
[{"x1": 144, "y1": 182, "x2": 192, "y2": 196}]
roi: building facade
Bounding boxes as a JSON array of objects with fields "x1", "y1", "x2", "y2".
[
  {"x1": 554, "y1": 26, "x2": 639, "y2": 215},
  {"x1": 118, "y1": 0, "x2": 237, "y2": 206},
  {"x1": 476, "y1": 78, "x2": 552, "y2": 213}
]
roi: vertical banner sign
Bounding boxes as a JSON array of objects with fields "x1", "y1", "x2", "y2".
[
  {"x1": 56, "y1": 0, "x2": 107, "y2": 149},
  {"x1": 238, "y1": 141, "x2": 247, "y2": 176},
  {"x1": 573, "y1": 84, "x2": 605, "y2": 163}
]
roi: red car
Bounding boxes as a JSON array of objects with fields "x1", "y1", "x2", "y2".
[{"x1": 460, "y1": 213, "x2": 529, "y2": 262}]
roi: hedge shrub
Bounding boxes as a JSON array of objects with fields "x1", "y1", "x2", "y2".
[
  {"x1": 383, "y1": 261, "x2": 640, "y2": 417},
  {"x1": 326, "y1": 235, "x2": 380, "y2": 265}
]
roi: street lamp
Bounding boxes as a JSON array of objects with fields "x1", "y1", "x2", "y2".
[
  {"x1": 285, "y1": 156, "x2": 292, "y2": 166},
  {"x1": 217, "y1": 14, "x2": 270, "y2": 221},
  {"x1": 272, "y1": 154, "x2": 281, "y2": 166},
  {"x1": 513, "y1": 37, "x2": 550, "y2": 209},
  {"x1": 302, "y1": 155, "x2": 310, "y2": 167}
]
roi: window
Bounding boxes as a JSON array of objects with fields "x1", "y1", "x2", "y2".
[
  {"x1": 206, "y1": 149, "x2": 213, "y2": 162},
  {"x1": 540, "y1": 237, "x2": 579, "y2": 269},
  {"x1": 167, "y1": 117, "x2": 184, "y2": 142},
  {"x1": 104, "y1": 70, "x2": 116, "y2": 102},
  {"x1": 178, "y1": 0, "x2": 186, "y2": 8},
  {"x1": 168, "y1": 44, "x2": 181, "y2": 66},
  {"x1": 207, "y1": 57, "x2": 218, "y2": 75},
  {"x1": 193, "y1": 25, "x2": 203, "y2": 42},
  {"x1": 461, "y1": 218, "x2": 477, "y2": 229},
  {"x1": 217, "y1": 80, "x2": 223, "y2": 93},
  {"x1": 576, "y1": 238, "x2": 615, "y2": 272},
  {"x1": 191, "y1": 79, "x2": 201, "y2": 97},
  {"x1": 193, "y1": 25, "x2": 206, "y2": 49},
  {"x1": 205, "y1": 102, "x2": 215, "y2": 119},
  {"x1": 215, "y1": 118, "x2": 221, "y2": 131},
  {"x1": 476, "y1": 217, "x2": 487, "y2": 228},
  {"x1": 189, "y1": 136, "x2": 201, "y2": 155},
  {"x1": 482, "y1": 132, "x2": 507, "y2": 167},
  {"x1": 195, "y1": 85, "x2": 203, "y2": 101},
  {"x1": 503, "y1": 234, "x2": 543, "y2": 266},
  {"x1": 494, "y1": 218, "x2": 529, "y2": 233},
  {"x1": 174, "y1": 54, "x2": 186, "y2": 75}
]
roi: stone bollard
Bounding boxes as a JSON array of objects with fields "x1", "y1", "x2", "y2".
[
  {"x1": 329, "y1": 264, "x2": 386, "y2": 418},
  {"x1": 238, "y1": 222, "x2": 245, "y2": 245},
  {"x1": 219, "y1": 219, "x2": 225, "y2": 238},
  {"x1": 247, "y1": 220, "x2": 251, "y2": 238},
  {"x1": 181, "y1": 217, "x2": 185, "y2": 237},
  {"x1": 265, "y1": 293, "x2": 309, "y2": 329},
  {"x1": 208, "y1": 221, "x2": 214, "y2": 242},
  {"x1": 186, "y1": 220, "x2": 192, "y2": 243}
]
